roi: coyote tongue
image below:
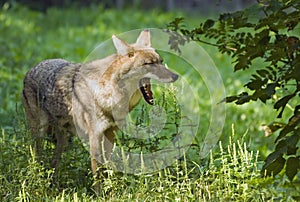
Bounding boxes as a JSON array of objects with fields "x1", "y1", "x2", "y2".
[{"x1": 139, "y1": 78, "x2": 154, "y2": 105}]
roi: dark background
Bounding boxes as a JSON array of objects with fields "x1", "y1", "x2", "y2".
[{"x1": 2, "y1": 0, "x2": 256, "y2": 13}]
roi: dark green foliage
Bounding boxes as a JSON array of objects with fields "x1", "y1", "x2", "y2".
[{"x1": 167, "y1": 0, "x2": 300, "y2": 181}]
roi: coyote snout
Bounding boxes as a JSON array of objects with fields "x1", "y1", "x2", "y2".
[{"x1": 22, "y1": 30, "x2": 178, "y2": 190}]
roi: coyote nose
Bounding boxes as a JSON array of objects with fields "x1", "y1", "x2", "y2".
[{"x1": 172, "y1": 73, "x2": 179, "y2": 81}]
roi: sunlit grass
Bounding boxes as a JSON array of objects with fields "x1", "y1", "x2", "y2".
[{"x1": 1, "y1": 122, "x2": 291, "y2": 201}]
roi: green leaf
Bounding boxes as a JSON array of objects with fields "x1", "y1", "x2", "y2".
[
  {"x1": 276, "y1": 125, "x2": 294, "y2": 142},
  {"x1": 258, "y1": 35, "x2": 270, "y2": 47},
  {"x1": 267, "y1": 1, "x2": 284, "y2": 12},
  {"x1": 256, "y1": 69, "x2": 270, "y2": 77},
  {"x1": 286, "y1": 131, "x2": 300, "y2": 155},
  {"x1": 255, "y1": 89, "x2": 269, "y2": 103},
  {"x1": 262, "y1": 122, "x2": 286, "y2": 137},
  {"x1": 180, "y1": 29, "x2": 190, "y2": 36},
  {"x1": 275, "y1": 132, "x2": 300, "y2": 153},
  {"x1": 286, "y1": 157, "x2": 300, "y2": 181},
  {"x1": 274, "y1": 94, "x2": 295, "y2": 110},
  {"x1": 235, "y1": 92, "x2": 252, "y2": 105},
  {"x1": 167, "y1": 17, "x2": 186, "y2": 32},
  {"x1": 191, "y1": 27, "x2": 203, "y2": 35},
  {"x1": 276, "y1": 111, "x2": 300, "y2": 142},
  {"x1": 219, "y1": 95, "x2": 239, "y2": 103},
  {"x1": 287, "y1": 145, "x2": 298, "y2": 156},
  {"x1": 275, "y1": 140, "x2": 288, "y2": 154},
  {"x1": 252, "y1": 89, "x2": 264, "y2": 101},
  {"x1": 289, "y1": 59, "x2": 300, "y2": 81},
  {"x1": 262, "y1": 152, "x2": 286, "y2": 177},
  {"x1": 245, "y1": 78, "x2": 267, "y2": 90},
  {"x1": 265, "y1": 83, "x2": 276, "y2": 97},
  {"x1": 274, "y1": 94, "x2": 296, "y2": 118},
  {"x1": 203, "y1": 19, "x2": 215, "y2": 30},
  {"x1": 234, "y1": 56, "x2": 250, "y2": 71}
]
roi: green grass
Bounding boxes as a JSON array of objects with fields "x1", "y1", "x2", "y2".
[
  {"x1": 2, "y1": 124, "x2": 297, "y2": 201},
  {"x1": 0, "y1": 3, "x2": 299, "y2": 201}
]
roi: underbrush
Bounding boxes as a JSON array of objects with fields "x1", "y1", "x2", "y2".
[
  {"x1": 1, "y1": 104, "x2": 297, "y2": 202},
  {"x1": 1, "y1": 121, "x2": 298, "y2": 201}
]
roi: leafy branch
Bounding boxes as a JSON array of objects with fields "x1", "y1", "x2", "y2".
[{"x1": 167, "y1": 0, "x2": 300, "y2": 181}]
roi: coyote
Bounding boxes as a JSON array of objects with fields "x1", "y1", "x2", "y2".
[{"x1": 22, "y1": 30, "x2": 178, "y2": 180}]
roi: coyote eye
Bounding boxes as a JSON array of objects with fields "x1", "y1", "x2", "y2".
[{"x1": 128, "y1": 52, "x2": 134, "y2": 58}]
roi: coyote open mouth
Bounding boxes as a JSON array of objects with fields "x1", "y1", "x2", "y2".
[{"x1": 139, "y1": 78, "x2": 154, "y2": 105}]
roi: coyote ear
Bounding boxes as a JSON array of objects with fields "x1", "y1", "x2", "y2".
[
  {"x1": 112, "y1": 35, "x2": 130, "y2": 56},
  {"x1": 136, "y1": 30, "x2": 151, "y2": 47}
]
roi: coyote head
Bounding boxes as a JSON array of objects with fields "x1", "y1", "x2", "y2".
[{"x1": 110, "y1": 30, "x2": 178, "y2": 106}]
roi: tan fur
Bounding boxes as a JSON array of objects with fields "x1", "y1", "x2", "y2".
[{"x1": 22, "y1": 30, "x2": 178, "y2": 191}]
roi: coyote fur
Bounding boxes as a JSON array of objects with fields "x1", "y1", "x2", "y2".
[{"x1": 22, "y1": 30, "x2": 178, "y2": 178}]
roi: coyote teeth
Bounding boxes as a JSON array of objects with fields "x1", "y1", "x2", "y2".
[{"x1": 139, "y1": 77, "x2": 154, "y2": 105}]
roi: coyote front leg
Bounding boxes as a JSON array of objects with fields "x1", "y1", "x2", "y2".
[
  {"x1": 90, "y1": 125, "x2": 116, "y2": 193},
  {"x1": 90, "y1": 126, "x2": 116, "y2": 173}
]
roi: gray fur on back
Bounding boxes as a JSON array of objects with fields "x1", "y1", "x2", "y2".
[{"x1": 23, "y1": 59, "x2": 77, "y2": 120}]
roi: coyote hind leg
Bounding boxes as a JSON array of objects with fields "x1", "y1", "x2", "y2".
[
  {"x1": 22, "y1": 90, "x2": 49, "y2": 160},
  {"x1": 29, "y1": 111, "x2": 49, "y2": 160},
  {"x1": 50, "y1": 128, "x2": 69, "y2": 171}
]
